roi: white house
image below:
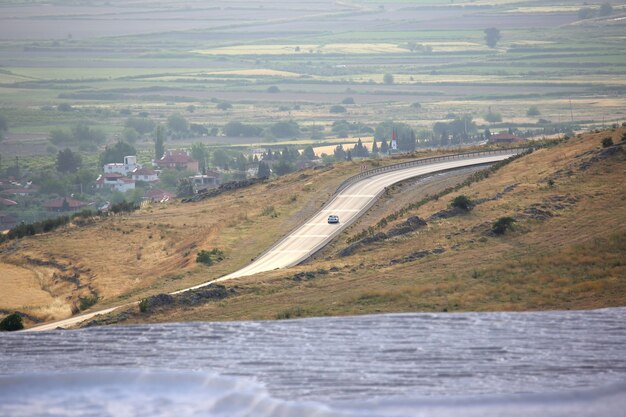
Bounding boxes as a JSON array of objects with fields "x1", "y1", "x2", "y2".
[
  {"x1": 96, "y1": 172, "x2": 136, "y2": 193},
  {"x1": 103, "y1": 155, "x2": 141, "y2": 176},
  {"x1": 190, "y1": 171, "x2": 220, "y2": 191},
  {"x1": 132, "y1": 167, "x2": 159, "y2": 183}
]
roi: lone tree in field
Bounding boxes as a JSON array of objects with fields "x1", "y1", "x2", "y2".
[
  {"x1": 167, "y1": 113, "x2": 188, "y2": 133},
  {"x1": 216, "y1": 102, "x2": 232, "y2": 111},
  {"x1": 56, "y1": 148, "x2": 82, "y2": 173},
  {"x1": 484, "y1": 28, "x2": 501, "y2": 48},
  {"x1": 302, "y1": 145, "x2": 317, "y2": 160},
  {"x1": 451, "y1": 195, "x2": 474, "y2": 212},
  {"x1": 599, "y1": 3, "x2": 613, "y2": 16},
  {"x1": 0, "y1": 113, "x2": 7, "y2": 141},
  {"x1": 191, "y1": 142, "x2": 208, "y2": 172},
  {"x1": 154, "y1": 125, "x2": 165, "y2": 160},
  {"x1": 176, "y1": 177, "x2": 194, "y2": 197},
  {"x1": 330, "y1": 105, "x2": 347, "y2": 114},
  {"x1": 257, "y1": 161, "x2": 270, "y2": 178},
  {"x1": 527, "y1": 106, "x2": 541, "y2": 117},
  {"x1": 383, "y1": 73, "x2": 395, "y2": 85},
  {"x1": 578, "y1": 7, "x2": 595, "y2": 19},
  {"x1": 99, "y1": 141, "x2": 136, "y2": 166}
]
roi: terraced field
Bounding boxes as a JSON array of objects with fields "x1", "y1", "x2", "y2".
[{"x1": 1, "y1": 0, "x2": 625, "y2": 158}]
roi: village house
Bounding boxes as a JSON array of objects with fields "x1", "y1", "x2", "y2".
[
  {"x1": 190, "y1": 170, "x2": 220, "y2": 191},
  {"x1": 131, "y1": 167, "x2": 159, "y2": 183},
  {"x1": 157, "y1": 150, "x2": 199, "y2": 173},
  {"x1": 43, "y1": 197, "x2": 90, "y2": 212},
  {"x1": 251, "y1": 148, "x2": 267, "y2": 158},
  {"x1": 96, "y1": 172, "x2": 136, "y2": 193},
  {"x1": 0, "y1": 187, "x2": 38, "y2": 197},
  {"x1": 103, "y1": 155, "x2": 141, "y2": 176},
  {"x1": 0, "y1": 180, "x2": 39, "y2": 197}
]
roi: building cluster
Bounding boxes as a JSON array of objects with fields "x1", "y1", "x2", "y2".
[
  {"x1": 0, "y1": 149, "x2": 222, "y2": 230},
  {"x1": 96, "y1": 150, "x2": 220, "y2": 194}
]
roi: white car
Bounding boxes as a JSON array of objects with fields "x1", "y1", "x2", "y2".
[{"x1": 327, "y1": 215, "x2": 339, "y2": 224}]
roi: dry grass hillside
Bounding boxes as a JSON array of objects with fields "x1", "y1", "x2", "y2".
[
  {"x1": 1, "y1": 149, "x2": 476, "y2": 327},
  {"x1": 0, "y1": 162, "x2": 355, "y2": 325},
  {"x1": 2, "y1": 130, "x2": 624, "y2": 329},
  {"x1": 97, "y1": 128, "x2": 625, "y2": 326}
]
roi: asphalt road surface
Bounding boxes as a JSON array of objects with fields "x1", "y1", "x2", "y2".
[{"x1": 28, "y1": 152, "x2": 517, "y2": 331}]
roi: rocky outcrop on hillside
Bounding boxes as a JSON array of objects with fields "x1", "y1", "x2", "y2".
[
  {"x1": 182, "y1": 178, "x2": 267, "y2": 203},
  {"x1": 339, "y1": 216, "x2": 427, "y2": 257},
  {"x1": 82, "y1": 285, "x2": 233, "y2": 328}
]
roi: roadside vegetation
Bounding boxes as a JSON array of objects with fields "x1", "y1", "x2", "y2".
[{"x1": 0, "y1": 313, "x2": 24, "y2": 331}]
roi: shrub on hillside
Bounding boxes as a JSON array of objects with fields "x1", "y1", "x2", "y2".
[
  {"x1": 0, "y1": 313, "x2": 24, "y2": 331},
  {"x1": 450, "y1": 195, "x2": 473, "y2": 212},
  {"x1": 602, "y1": 137, "x2": 614, "y2": 148},
  {"x1": 196, "y1": 249, "x2": 225, "y2": 266},
  {"x1": 527, "y1": 106, "x2": 540, "y2": 116},
  {"x1": 261, "y1": 206, "x2": 278, "y2": 217},
  {"x1": 79, "y1": 295, "x2": 98, "y2": 311},
  {"x1": 492, "y1": 217, "x2": 516, "y2": 235},
  {"x1": 110, "y1": 201, "x2": 139, "y2": 214}
]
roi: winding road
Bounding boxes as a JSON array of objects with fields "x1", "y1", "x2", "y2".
[{"x1": 28, "y1": 149, "x2": 521, "y2": 331}]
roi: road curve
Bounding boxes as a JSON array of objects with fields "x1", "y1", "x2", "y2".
[
  {"x1": 194, "y1": 152, "x2": 517, "y2": 285},
  {"x1": 28, "y1": 151, "x2": 518, "y2": 331}
]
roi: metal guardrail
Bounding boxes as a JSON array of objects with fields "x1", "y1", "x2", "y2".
[{"x1": 335, "y1": 148, "x2": 528, "y2": 194}]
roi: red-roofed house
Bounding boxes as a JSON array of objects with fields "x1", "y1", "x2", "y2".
[
  {"x1": 158, "y1": 150, "x2": 199, "y2": 173},
  {"x1": 132, "y1": 167, "x2": 159, "y2": 183},
  {"x1": 489, "y1": 133, "x2": 526, "y2": 144},
  {"x1": 43, "y1": 197, "x2": 89, "y2": 212},
  {"x1": 1, "y1": 187, "x2": 38, "y2": 197},
  {"x1": 96, "y1": 173, "x2": 136, "y2": 193}
]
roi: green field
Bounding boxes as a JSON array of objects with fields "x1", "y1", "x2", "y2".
[{"x1": 1, "y1": 0, "x2": 625, "y2": 159}]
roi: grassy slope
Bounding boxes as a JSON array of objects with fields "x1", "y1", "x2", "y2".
[
  {"x1": 2, "y1": 129, "x2": 624, "y2": 327},
  {"x1": 104, "y1": 128, "x2": 625, "y2": 325},
  {"x1": 0, "y1": 161, "x2": 359, "y2": 323},
  {"x1": 0, "y1": 147, "x2": 478, "y2": 324}
]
